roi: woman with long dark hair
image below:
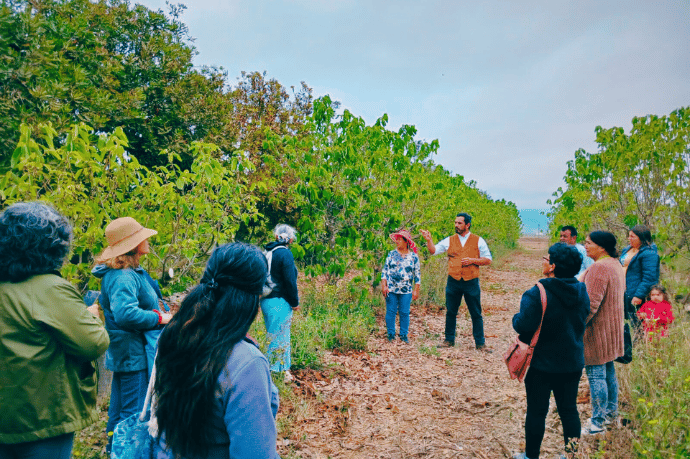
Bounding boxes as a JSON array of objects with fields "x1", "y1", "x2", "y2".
[
  {"x1": 153, "y1": 243, "x2": 279, "y2": 458},
  {"x1": 619, "y1": 224, "x2": 660, "y2": 326}
]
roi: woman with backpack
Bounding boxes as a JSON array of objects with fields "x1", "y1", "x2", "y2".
[{"x1": 261, "y1": 224, "x2": 299, "y2": 382}]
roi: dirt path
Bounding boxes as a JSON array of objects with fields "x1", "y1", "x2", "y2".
[{"x1": 286, "y1": 236, "x2": 582, "y2": 459}]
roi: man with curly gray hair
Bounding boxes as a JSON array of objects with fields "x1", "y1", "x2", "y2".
[
  {"x1": 261, "y1": 223, "x2": 299, "y2": 381},
  {"x1": 0, "y1": 202, "x2": 109, "y2": 458}
]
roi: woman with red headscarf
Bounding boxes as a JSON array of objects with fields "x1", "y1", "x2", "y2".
[{"x1": 381, "y1": 230, "x2": 421, "y2": 343}]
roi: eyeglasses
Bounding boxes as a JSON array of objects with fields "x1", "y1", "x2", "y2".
[{"x1": 542, "y1": 256, "x2": 550, "y2": 262}]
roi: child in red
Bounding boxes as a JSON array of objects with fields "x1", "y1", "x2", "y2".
[{"x1": 637, "y1": 284, "x2": 674, "y2": 339}]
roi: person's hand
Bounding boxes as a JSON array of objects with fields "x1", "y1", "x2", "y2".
[
  {"x1": 461, "y1": 257, "x2": 475, "y2": 266},
  {"x1": 292, "y1": 305, "x2": 301, "y2": 312},
  {"x1": 87, "y1": 304, "x2": 100, "y2": 318},
  {"x1": 632, "y1": 297, "x2": 643, "y2": 306},
  {"x1": 420, "y1": 229, "x2": 432, "y2": 242},
  {"x1": 382, "y1": 284, "x2": 389, "y2": 297},
  {"x1": 412, "y1": 288, "x2": 419, "y2": 301},
  {"x1": 160, "y1": 313, "x2": 173, "y2": 325}
]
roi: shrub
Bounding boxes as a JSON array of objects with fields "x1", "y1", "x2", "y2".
[{"x1": 618, "y1": 315, "x2": 690, "y2": 457}]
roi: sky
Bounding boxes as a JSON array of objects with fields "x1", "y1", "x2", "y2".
[{"x1": 135, "y1": 0, "x2": 689, "y2": 213}]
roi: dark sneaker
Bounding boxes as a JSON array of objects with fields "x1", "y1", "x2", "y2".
[
  {"x1": 400, "y1": 335, "x2": 409, "y2": 343},
  {"x1": 437, "y1": 340, "x2": 455, "y2": 348},
  {"x1": 476, "y1": 344, "x2": 493, "y2": 353},
  {"x1": 387, "y1": 334, "x2": 395, "y2": 342}
]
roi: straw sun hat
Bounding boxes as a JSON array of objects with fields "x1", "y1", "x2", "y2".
[{"x1": 99, "y1": 217, "x2": 157, "y2": 260}]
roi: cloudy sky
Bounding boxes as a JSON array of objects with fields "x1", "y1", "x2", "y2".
[{"x1": 136, "y1": 0, "x2": 689, "y2": 211}]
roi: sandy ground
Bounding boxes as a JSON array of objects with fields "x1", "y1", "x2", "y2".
[{"x1": 283, "y1": 236, "x2": 596, "y2": 459}]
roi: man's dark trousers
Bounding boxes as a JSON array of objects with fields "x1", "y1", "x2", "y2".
[{"x1": 444, "y1": 276, "x2": 484, "y2": 346}]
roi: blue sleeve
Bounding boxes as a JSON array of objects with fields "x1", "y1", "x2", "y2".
[
  {"x1": 110, "y1": 273, "x2": 159, "y2": 330},
  {"x1": 414, "y1": 254, "x2": 421, "y2": 285},
  {"x1": 381, "y1": 252, "x2": 393, "y2": 281},
  {"x1": 224, "y1": 356, "x2": 278, "y2": 458},
  {"x1": 512, "y1": 286, "x2": 542, "y2": 339},
  {"x1": 633, "y1": 250, "x2": 660, "y2": 300}
]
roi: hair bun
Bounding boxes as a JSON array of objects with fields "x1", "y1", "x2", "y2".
[{"x1": 201, "y1": 243, "x2": 267, "y2": 296}]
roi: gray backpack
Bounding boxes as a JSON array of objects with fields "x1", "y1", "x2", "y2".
[{"x1": 261, "y1": 245, "x2": 288, "y2": 298}]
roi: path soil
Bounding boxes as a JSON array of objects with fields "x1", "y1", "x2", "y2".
[{"x1": 285, "y1": 236, "x2": 588, "y2": 459}]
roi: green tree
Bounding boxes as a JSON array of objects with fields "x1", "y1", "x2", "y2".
[
  {"x1": 549, "y1": 107, "x2": 690, "y2": 254},
  {"x1": 0, "y1": 0, "x2": 238, "y2": 169},
  {"x1": 1, "y1": 122, "x2": 259, "y2": 290},
  {"x1": 267, "y1": 96, "x2": 521, "y2": 282}
]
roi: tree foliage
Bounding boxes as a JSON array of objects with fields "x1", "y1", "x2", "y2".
[
  {"x1": 0, "y1": 1, "x2": 312, "y2": 170},
  {"x1": 2, "y1": 122, "x2": 258, "y2": 290},
  {"x1": 0, "y1": 1, "x2": 521, "y2": 291},
  {"x1": 270, "y1": 96, "x2": 520, "y2": 283},
  {"x1": 549, "y1": 107, "x2": 690, "y2": 255}
]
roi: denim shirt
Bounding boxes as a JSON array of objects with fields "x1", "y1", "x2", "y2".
[
  {"x1": 155, "y1": 340, "x2": 280, "y2": 458},
  {"x1": 92, "y1": 265, "x2": 159, "y2": 372}
]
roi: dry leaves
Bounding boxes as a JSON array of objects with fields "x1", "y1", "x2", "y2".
[{"x1": 280, "y1": 237, "x2": 597, "y2": 458}]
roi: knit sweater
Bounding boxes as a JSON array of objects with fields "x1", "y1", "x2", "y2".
[{"x1": 581, "y1": 257, "x2": 625, "y2": 365}]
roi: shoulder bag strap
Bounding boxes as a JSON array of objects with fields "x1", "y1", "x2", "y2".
[
  {"x1": 528, "y1": 282, "x2": 548, "y2": 350},
  {"x1": 139, "y1": 358, "x2": 157, "y2": 421}
]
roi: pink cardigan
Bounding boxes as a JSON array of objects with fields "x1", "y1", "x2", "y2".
[{"x1": 582, "y1": 256, "x2": 625, "y2": 365}]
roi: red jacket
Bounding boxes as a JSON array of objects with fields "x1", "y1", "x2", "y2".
[{"x1": 638, "y1": 300, "x2": 674, "y2": 338}]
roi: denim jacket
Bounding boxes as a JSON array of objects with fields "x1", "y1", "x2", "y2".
[
  {"x1": 154, "y1": 340, "x2": 280, "y2": 458},
  {"x1": 92, "y1": 265, "x2": 159, "y2": 372}
]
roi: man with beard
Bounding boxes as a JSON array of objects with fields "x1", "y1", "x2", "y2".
[{"x1": 421, "y1": 213, "x2": 493, "y2": 352}]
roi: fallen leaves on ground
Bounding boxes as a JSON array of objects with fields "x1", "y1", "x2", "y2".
[{"x1": 279, "y1": 237, "x2": 600, "y2": 458}]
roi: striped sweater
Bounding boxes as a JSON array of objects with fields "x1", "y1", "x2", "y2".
[{"x1": 581, "y1": 256, "x2": 625, "y2": 365}]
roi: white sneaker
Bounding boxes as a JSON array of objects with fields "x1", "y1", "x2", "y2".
[
  {"x1": 513, "y1": 453, "x2": 536, "y2": 459},
  {"x1": 581, "y1": 418, "x2": 605, "y2": 436},
  {"x1": 283, "y1": 370, "x2": 294, "y2": 383}
]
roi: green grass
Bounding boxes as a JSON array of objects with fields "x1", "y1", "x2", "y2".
[
  {"x1": 73, "y1": 403, "x2": 108, "y2": 459},
  {"x1": 616, "y1": 312, "x2": 690, "y2": 457},
  {"x1": 418, "y1": 344, "x2": 441, "y2": 357},
  {"x1": 251, "y1": 277, "x2": 378, "y2": 370}
]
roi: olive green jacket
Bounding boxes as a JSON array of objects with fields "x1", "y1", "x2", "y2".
[{"x1": 0, "y1": 274, "x2": 110, "y2": 443}]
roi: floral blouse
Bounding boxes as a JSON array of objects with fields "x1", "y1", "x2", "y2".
[{"x1": 381, "y1": 250, "x2": 421, "y2": 294}]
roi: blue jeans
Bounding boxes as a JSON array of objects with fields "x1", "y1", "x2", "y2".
[
  {"x1": 261, "y1": 297, "x2": 293, "y2": 372},
  {"x1": 385, "y1": 293, "x2": 412, "y2": 337},
  {"x1": 585, "y1": 361, "x2": 618, "y2": 428},
  {"x1": 0, "y1": 433, "x2": 74, "y2": 459},
  {"x1": 445, "y1": 276, "x2": 484, "y2": 346},
  {"x1": 106, "y1": 369, "x2": 148, "y2": 448}
]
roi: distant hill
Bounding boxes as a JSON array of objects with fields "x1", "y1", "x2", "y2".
[{"x1": 519, "y1": 209, "x2": 550, "y2": 235}]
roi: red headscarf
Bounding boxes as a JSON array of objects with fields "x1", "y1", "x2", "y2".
[{"x1": 389, "y1": 229, "x2": 418, "y2": 254}]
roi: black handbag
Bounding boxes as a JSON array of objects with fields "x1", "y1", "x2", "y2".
[{"x1": 615, "y1": 322, "x2": 633, "y2": 364}]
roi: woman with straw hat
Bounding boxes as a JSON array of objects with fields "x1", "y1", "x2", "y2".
[
  {"x1": 381, "y1": 229, "x2": 421, "y2": 343},
  {"x1": 91, "y1": 217, "x2": 171, "y2": 453}
]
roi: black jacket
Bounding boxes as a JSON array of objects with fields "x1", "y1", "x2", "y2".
[
  {"x1": 264, "y1": 241, "x2": 299, "y2": 308},
  {"x1": 512, "y1": 277, "x2": 590, "y2": 373}
]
